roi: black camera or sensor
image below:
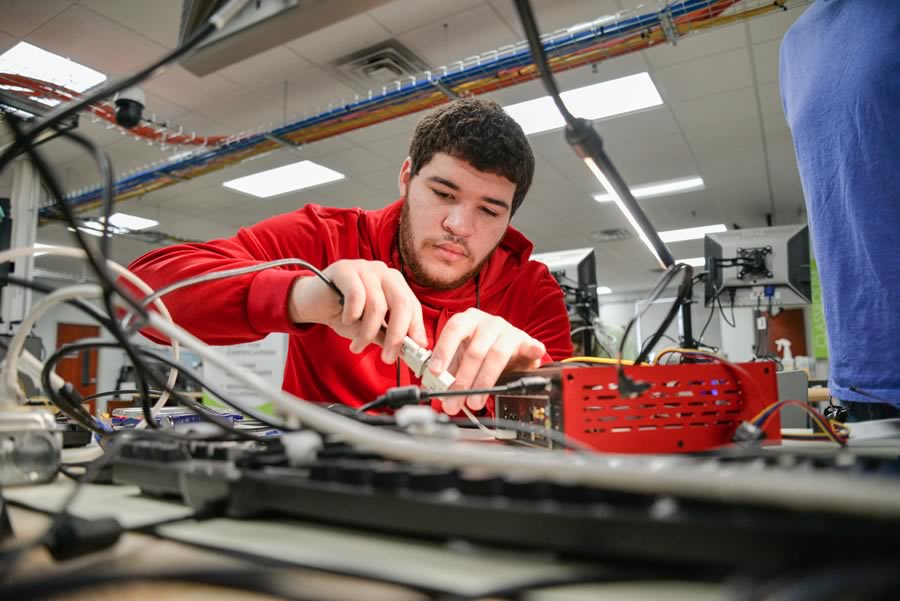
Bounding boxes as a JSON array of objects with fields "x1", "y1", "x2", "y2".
[{"x1": 113, "y1": 87, "x2": 145, "y2": 129}]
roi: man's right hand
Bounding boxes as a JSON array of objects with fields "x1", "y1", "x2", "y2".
[{"x1": 288, "y1": 260, "x2": 428, "y2": 364}]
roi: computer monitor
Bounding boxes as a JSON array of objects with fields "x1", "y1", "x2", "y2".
[
  {"x1": 704, "y1": 224, "x2": 811, "y2": 307},
  {"x1": 532, "y1": 247, "x2": 600, "y2": 353}
]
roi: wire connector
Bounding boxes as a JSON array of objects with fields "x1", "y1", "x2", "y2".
[
  {"x1": 732, "y1": 421, "x2": 765, "y2": 445},
  {"x1": 501, "y1": 376, "x2": 552, "y2": 394}
]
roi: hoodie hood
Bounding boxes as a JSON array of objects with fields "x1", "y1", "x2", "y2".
[{"x1": 361, "y1": 199, "x2": 535, "y2": 313}]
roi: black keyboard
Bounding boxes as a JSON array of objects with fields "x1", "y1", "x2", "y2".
[{"x1": 111, "y1": 436, "x2": 900, "y2": 567}]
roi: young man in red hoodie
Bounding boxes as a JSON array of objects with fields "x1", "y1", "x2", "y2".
[{"x1": 127, "y1": 98, "x2": 574, "y2": 414}]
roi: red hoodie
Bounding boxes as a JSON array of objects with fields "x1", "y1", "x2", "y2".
[{"x1": 126, "y1": 200, "x2": 573, "y2": 409}]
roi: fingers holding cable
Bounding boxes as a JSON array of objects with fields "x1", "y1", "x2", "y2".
[
  {"x1": 379, "y1": 269, "x2": 427, "y2": 363},
  {"x1": 431, "y1": 309, "x2": 546, "y2": 415}
]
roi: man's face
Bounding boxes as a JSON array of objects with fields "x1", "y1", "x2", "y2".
[{"x1": 398, "y1": 152, "x2": 516, "y2": 290}]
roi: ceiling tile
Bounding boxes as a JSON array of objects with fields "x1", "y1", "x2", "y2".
[
  {"x1": 0, "y1": 0, "x2": 73, "y2": 37},
  {"x1": 78, "y1": 0, "x2": 181, "y2": 48},
  {"x1": 365, "y1": 132, "x2": 413, "y2": 164},
  {"x1": 216, "y1": 45, "x2": 310, "y2": 88},
  {"x1": 645, "y1": 23, "x2": 747, "y2": 69},
  {"x1": 316, "y1": 146, "x2": 396, "y2": 178},
  {"x1": 27, "y1": 4, "x2": 167, "y2": 76},
  {"x1": 653, "y1": 48, "x2": 754, "y2": 103},
  {"x1": 343, "y1": 114, "x2": 415, "y2": 145},
  {"x1": 142, "y1": 67, "x2": 243, "y2": 112},
  {"x1": 0, "y1": 29, "x2": 15, "y2": 52},
  {"x1": 199, "y1": 91, "x2": 286, "y2": 134},
  {"x1": 682, "y1": 118, "x2": 763, "y2": 158},
  {"x1": 751, "y1": 39, "x2": 782, "y2": 86},
  {"x1": 369, "y1": 0, "x2": 483, "y2": 35},
  {"x1": 142, "y1": 91, "x2": 191, "y2": 122},
  {"x1": 398, "y1": 4, "x2": 518, "y2": 69},
  {"x1": 285, "y1": 13, "x2": 392, "y2": 65},
  {"x1": 747, "y1": 4, "x2": 809, "y2": 44},
  {"x1": 255, "y1": 66, "x2": 357, "y2": 117},
  {"x1": 670, "y1": 87, "x2": 758, "y2": 131}
]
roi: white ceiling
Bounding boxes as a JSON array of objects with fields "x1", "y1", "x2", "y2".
[{"x1": 0, "y1": 0, "x2": 810, "y2": 295}]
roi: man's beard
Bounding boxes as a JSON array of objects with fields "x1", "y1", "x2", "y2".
[{"x1": 398, "y1": 196, "x2": 495, "y2": 291}]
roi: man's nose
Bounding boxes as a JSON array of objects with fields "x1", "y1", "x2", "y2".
[{"x1": 443, "y1": 205, "x2": 475, "y2": 238}]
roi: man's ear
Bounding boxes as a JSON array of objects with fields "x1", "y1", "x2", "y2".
[{"x1": 398, "y1": 157, "x2": 412, "y2": 197}]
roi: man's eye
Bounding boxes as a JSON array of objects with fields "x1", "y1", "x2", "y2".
[
  {"x1": 481, "y1": 207, "x2": 498, "y2": 216},
  {"x1": 432, "y1": 189, "x2": 451, "y2": 199}
]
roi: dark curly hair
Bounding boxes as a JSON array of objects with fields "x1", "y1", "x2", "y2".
[{"x1": 408, "y1": 97, "x2": 534, "y2": 216}]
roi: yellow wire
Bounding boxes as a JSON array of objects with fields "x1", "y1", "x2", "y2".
[
  {"x1": 652, "y1": 347, "x2": 720, "y2": 365},
  {"x1": 561, "y1": 357, "x2": 640, "y2": 366}
]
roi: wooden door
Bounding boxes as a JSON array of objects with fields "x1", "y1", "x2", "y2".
[
  {"x1": 55, "y1": 323, "x2": 100, "y2": 407},
  {"x1": 766, "y1": 308, "x2": 808, "y2": 358}
]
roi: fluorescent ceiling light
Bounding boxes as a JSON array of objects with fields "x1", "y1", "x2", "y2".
[
  {"x1": 105, "y1": 212, "x2": 158, "y2": 231},
  {"x1": 223, "y1": 160, "x2": 345, "y2": 198},
  {"x1": 66, "y1": 212, "x2": 158, "y2": 238},
  {"x1": 504, "y1": 72, "x2": 663, "y2": 136},
  {"x1": 678, "y1": 257, "x2": 706, "y2": 268},
  {"x1": 596, "y1": 286, "x2": 612, "y2": 295},
  {"x1": 69, "y1": 222, "x2": 105, "y2": 237},
  {"x1": 0, "y1": 42, "x2": 106, "y2": 106},
  {"x1": 583, "y1": 157, "x2": 668, "y2": 269},
  {"x1": 593, "y1": 176, "x2": 705, "y2": 203},
  {"x1": 659, "y1": 224, "x2": 727, "y2": 243}
]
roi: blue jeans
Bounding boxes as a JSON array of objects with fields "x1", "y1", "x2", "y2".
[{"x1": 841, "y1": 400, "x2": 900, "y2": 423}]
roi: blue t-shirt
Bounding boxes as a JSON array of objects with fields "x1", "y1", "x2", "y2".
[{"x1": 780, "y1": 0, "x2": 900, "y2": 406}]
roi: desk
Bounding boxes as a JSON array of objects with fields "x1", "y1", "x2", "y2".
[{"x1": 2, "y1": 480, "x2": 721, "y2": 600}]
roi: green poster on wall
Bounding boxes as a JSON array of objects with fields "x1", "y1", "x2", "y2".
[{"x1": 810, "y1": 258, "x2": 829, "y2": 358}]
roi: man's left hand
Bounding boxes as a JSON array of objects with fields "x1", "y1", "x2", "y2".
[{"x1": 427, "y1": 308, "x2": 546, "y2": 415}]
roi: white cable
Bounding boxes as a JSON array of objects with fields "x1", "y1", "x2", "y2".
[
  {"x1": 2, "y1": 284, "x2": 101, "y2": 399},
  {"x1": 121, "y1": 258, "x2": 322, "y2": 330},
  {"x1": 141, "y1": 307, "x2": 900, "y2": 519},
  {"x1": 0, "y1": 246, "x2": 179, "y2": 423},
  {"x1": 460, "y1": 404, "x2": 498, "y2": 438}
]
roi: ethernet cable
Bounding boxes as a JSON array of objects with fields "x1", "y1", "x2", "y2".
[{"x1": 121, "y1": 257, "x2": 338, "y2": 330}]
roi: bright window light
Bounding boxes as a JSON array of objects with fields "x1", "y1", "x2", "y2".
[
  {"x1": 596, "y1": 286, "x2": 612, "y2": 295},
  {"x1": 677, "y1": 257, "x2": 706, "y2": 268},
  {"x1": 659, "y1": 224, "x2": 727, "y2": 243},
  {"x1": 504, "y1": 72, "x2": 663, "y2": 135},
  {"x1": 223, "y1": 160, "x2": 345, "y2": 198},
  {"x1": 0, "y1": 42, "x2": 106, "y2": 105},
  {"x1": 593, "y1": 176, "x2": 705, "y2": 203}
]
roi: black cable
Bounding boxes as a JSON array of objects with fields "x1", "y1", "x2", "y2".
[
  {"x1": 49, "y1": 128, "x2": 159, "y2": 427},
  {"x1": 512, "y1": 0, "x2": 576, "y2": 124},
  {"x1": 697, "y1": 294, "x2": 718, "y2": 345},
  {"x1": 78, "y1": 388, "x2": 162, "y2": 403},
  {"x1": 640, "y1": 332, "x2": 678, "y2": 354},
  {"x1": 42, "y1": 341, "x2": 270, "y2": 442},
  {"x1": 46, "y1": 337, "x2": 290, "y2": 434},
  {"x1": 718, "y1": 290, "x2": 737, "y2": 328},
  {"x1": 2, "y1": 116, "x2": 158, "y2": 428},
  {"x1": 614, "y1": 263, "x2": 690, "y2": 397},
  {"x1": 358, "y1": 376, "x2": 551, "y2": 413},
  {"x1": 0, "y1": 113, "x2": 143, "y2": 316},
  {"x1": 0, "y1": 432, "x2": 131, "y2": 579},
  {"x1": 0, "y1": 12, "x2": 224, "y2": 171},
  {"x1": 635, "y1": 264, "x2": 692, "y2": 364}
]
